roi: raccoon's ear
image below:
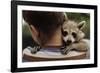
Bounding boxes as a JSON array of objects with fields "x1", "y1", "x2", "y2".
[
  {"x1": 63, "y1": 13, "x2": 68, "y2": 21},
  {"x1": 78, "y1": 21, "x2": 86, "y2": 30}
]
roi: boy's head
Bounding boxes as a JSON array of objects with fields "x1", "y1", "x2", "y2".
[
  {"x1": 23, "y1": 11, "x2": 65, "y2": 46},
  {"x1": 62, "y1": 20, "x2": 86, "y2": 45}
]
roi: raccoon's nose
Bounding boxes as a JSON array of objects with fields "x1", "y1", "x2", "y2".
[{"x1": 67, "y1": 40, "x2": 72, "y2": 44}]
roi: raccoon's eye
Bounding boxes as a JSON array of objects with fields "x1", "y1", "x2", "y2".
[
  {"x1": 62, "y1": 31, "x2": 68, "y2": 36},
  {"x1": 72, "y1": 32, "x2": 77, "y2": 38}
]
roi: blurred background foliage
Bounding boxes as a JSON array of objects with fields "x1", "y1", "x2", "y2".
[{"x1": 22, "y1": 12, "x2": 90, "y2": 49}]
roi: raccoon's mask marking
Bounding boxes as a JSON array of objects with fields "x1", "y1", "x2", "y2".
[{"x1": 62, "y1": 20, "x2": 86, "y2": 46}]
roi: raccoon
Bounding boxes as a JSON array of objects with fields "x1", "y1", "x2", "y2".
[{"x1": 61, "y1": 20, "x2": 89, "y2": 55}]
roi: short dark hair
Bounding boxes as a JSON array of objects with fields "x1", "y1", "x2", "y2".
[
  {"x1": 23, "y1": 11, "x2": 65, "y2": 45},
  {"x1": 23, "y1": 11, "x2": 64, "y2": 35}
]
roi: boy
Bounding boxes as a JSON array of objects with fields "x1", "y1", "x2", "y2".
[{"x1": 23, "y1": 11, "x2": 66, "y2": 53}]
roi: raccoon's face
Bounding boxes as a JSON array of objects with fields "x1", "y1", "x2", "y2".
[{"x1": 62, "y1": 20, "x2": 86, "y2": 45}]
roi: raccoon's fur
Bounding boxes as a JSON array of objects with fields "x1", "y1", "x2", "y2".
[{"x1": 61, "y1": 20, "x2": 89, "y2": 55}]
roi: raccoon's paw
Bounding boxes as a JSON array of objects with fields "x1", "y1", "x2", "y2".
[
  {"x1": 61, "y1": 49, "x2": 69, "y2": 55},
  {"x1": 60, "y1": 47, "x2": 72, "y2": 55},
  {"x1": 78, "y1": 39, "x2": 90, "y2": 52},
  {"x1": 31, "y1": 46, "x2": 41, "y2": 54},
  {"x1": 79, "y1": 47, "x2": 88, "y2": 52}
]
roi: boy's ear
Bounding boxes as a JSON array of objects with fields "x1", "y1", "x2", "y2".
[
  {"x1": 28, "y1": 25, "x2": 39, "y2": 37},
  {"x1": 28, "y1": 25, "x2": 40, "y2": 45},
  {"x1": 78, "y1": 21, "x2": 86, "y2": 30}
]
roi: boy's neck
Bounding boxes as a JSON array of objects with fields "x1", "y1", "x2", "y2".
[{"x1": 42, "y1": 28, "x2": 62, "y2": 48}]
